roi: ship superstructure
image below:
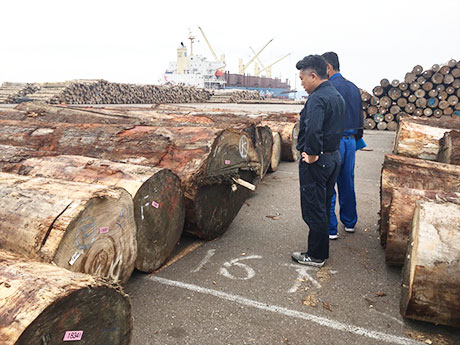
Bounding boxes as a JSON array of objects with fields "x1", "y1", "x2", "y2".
[
  {"x1": 163, "y1": 28, "x2": 291, "y2": 97},
  {"x1": 164, "y1": 33, "x2": 226, "y2": 89}
]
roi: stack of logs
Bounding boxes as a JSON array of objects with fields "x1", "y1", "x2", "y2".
[
  {"x1": 208, "y1": 89, "x2": 262, "y2": 103},
  {"x1": 379, "y1": 116, "x2": 460, "y2": 327},
  {"x1": 361, "y1": 58, "x2": 460, "y2": 131},
  {"x1": 0, "y1": 102, "x2": 299, "y2": 344},
  {"x1": 0, "y1": 80, "x2": 266, "y2": 105}
]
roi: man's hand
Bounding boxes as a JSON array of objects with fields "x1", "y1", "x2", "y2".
[{"x1": 301, "y1": 152, "x2": 319, "y2": 164}]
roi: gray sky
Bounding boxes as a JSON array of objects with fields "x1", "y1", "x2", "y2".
[{"x1": 1, "y1": 0, "x2": 459, "y2": 92}]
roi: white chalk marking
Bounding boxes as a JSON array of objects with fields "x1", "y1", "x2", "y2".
[
  {"x1": 371, "y1": 309, "x2": 406, "y2": 327},
  {"x1": 191, "y1": 249, "x2": 216, "y2": 273},
  {"x1": 284, "y1": 263, "x2": 321, "y2": 292},
  {"x1": 148, "y1": 276, "x2": 423, "y2": 345},
  {"x1": 219, "y1": 255, "x2": 262, "y2": 280}
]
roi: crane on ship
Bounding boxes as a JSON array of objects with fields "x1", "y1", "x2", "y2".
[
  {"x1": 238, "y1": 38, "x2": 273, "y2": 75},
  {"x1": 197, "y1": 26, "x2": 226, "y2": 73},
  {"x1": 257, "y1": 53, "x2": 292, "y2": 78}
]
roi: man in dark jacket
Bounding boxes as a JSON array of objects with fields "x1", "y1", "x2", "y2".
[
  {"x1": 292, "y1": 55, "x2": 345, "y2": 267},
  {"x1": 322, "y1": 52, "x2": 363, "y2": 239}
]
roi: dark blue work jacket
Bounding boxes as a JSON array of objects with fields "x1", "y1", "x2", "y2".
[
  {"x1": 330, "y1": 73, "x2": 363, "y2": 135},
  {"x1": 296, "y1": 81, "x2": 345, "y2": 155}
]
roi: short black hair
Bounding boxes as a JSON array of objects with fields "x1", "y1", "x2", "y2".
[
  {"x1": 321, "y1": 51, "x2": 340, "y2": 71},
  {"x1": 295, "y1": 55, "x2": 328, "y2": 79}
]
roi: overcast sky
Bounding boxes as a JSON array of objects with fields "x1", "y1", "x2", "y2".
[{"x1": 1, "y1": 0, "x2": 459, "y2": 92}]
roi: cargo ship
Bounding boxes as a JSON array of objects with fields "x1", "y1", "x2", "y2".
[{"x1": 163, "y1": 28, "x2": 291, "y2": 98}]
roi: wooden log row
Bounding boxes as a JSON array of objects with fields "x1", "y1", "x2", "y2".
[
  {"x1": 379, "y1": 154, "x2": 460, "y2": 255},
  {"x1": 437, "y1": 129, "x2": 460, "y2": 165},
  {"x1": 0, "y1": 148, "x2": 185, "y2": 273},
  {"x1": 0, "y1": 80, "x2": 214, "y2": 104},
  {"x1": 361, "y1": 58, "x2": 460, "y2": 130},
  {"x1": 400, "y1": 200, "x2": 460, "y2": 328},
  {"x1": 9, "y1": 102, "x2": 299, "y2": 164},
  {"x1": 0, "y1": 119, "x2": 260, "y2": 241},
  {"x1": 393, "y1": 116, "x2": 460, "y2": 161},
  {"x1": 0, "y1": 249, "x2": 132, "y2": 345},
  {"x1": 0, "y1": 171, "x2": 137, "y2": 285}
]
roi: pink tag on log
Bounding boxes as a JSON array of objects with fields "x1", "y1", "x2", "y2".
[
  {"x1": 225, "y1": 160, "x2": 231, "y2": 165},
  {"x1": 152, "y1": 201, "x2": 160, "y2": 208},
  {"x1": 63, "y1": 330, "x2": 83, "y2": 341},
  {"x1": 99, "y1": 227, "x2": 109, "y2": 234}
]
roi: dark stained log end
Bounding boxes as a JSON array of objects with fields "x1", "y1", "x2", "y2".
[
  {"x1": 134, "y1": 169, "x2": 185, "y2": 272},
  {"x1": 186, "y1": 170, "x2": 257, "y2": 240}
]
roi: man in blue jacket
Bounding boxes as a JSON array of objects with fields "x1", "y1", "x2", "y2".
[
  {"x1": 292, "y1": 55, "x2": 345, "y2": 267},
  {"x1": 321, "y1": 52, "x2": 363, "y2": 239}
]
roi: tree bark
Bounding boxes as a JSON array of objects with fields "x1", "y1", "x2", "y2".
[
  {"x1": 380, "y1": 154, "x2": 460, "y2": 246},
  {"x1": 437, "y1": 130, "x2": 460, "y2": 165},
  {"x1": 393, "y1": 117, "x2": 460, "y2": 160},
  {"x1": 0, "y1": 152, "x2": 185, "y2": 273},
  {"x1": 400, "y1": 200, "x2": 460, "y2": 327},
  {"x1": 386, "y1": 187, "x2": 460, "y2": 265},
  {"x1": 0, "y1": 249, "x2": 132, "y2": 345},
  {"x1": 0, "y1": 172, "x2": 137, "y2": 284}
]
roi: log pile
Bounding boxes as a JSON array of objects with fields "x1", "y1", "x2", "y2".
[
  {"x1": 0, "y1": 82, "x2": 39, "y2": 104},
  {"x1": 0, "y1": 172, "x2": 137, "y2": 285},
  {"x1": 208, "y1": 89, "x2": 262, "y2": 103},
  {"x1": 0, "y1": 152, "x2": 185, "y2": 273},
  {"x1": 361, "y1": 58, "x2": 460, "y2": 130},
  {"x1": 0, "y1": 80, "x2": 213, "y2": 104},
  {"x1": 0, "y1": 249, "x2": 132, "y2": 345},
  {"x1": 379, "y1": 116, "x2": 460, "y2": 327}
]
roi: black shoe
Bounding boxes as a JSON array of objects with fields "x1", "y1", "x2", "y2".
[{"x1": 291, "y1": 252, "x2": 325, "y2": 267}]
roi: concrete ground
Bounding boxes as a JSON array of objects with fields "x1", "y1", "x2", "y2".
[{"x1": 125, "y1": 126, "x2": 460, "y2": 345}]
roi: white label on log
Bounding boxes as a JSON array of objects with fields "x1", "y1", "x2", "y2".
[
  {"x1": 152, "y1": 201, "x2": 160, "y2": 208},
  {"x1": 225, "y1": 160, "x2": 231, "y2": 165},
  {"x1": 99, "y1": 226, "x2": 109, "y2": 234},
  {"x1": 63, "y1": 330, "x2": 83, "y2": 341},
  {"x1": 69, "y1": 250, "x2": 83, "y2": 266},
  {"x1": 239, "y1": 135, "x2": 249, "y2": 159}
]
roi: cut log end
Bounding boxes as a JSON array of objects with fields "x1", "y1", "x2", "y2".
[
  {"x1": 0, "y1": 250, "x2": 132, "y2": 345},
  {"x1": 268, "y1": 131, "x2": 282, "y2": 172},
  {"x1": 53, "y1": 187, "x2": 137, "y2": 285},
  {"x1": 134, "y1": 169, "x2": 185, "y2": 272}
]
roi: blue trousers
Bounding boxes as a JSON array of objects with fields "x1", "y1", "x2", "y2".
[
  {"x1": 299, "y1": 152, "x2": 341, "y2": 260},
  {"x1": 329, "y1": 136, "x2": 358, "y2": 235}
]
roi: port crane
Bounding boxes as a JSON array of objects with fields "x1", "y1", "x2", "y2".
[
  {"x1": 197, "y1": 26, "x2": 226, "y2": 71},
  {"x1": 257, "y1": 53, "x2": 292, "y2": 78},
  {"x1": 238, "y1": 38, "x2": 273, "y2": 75}
]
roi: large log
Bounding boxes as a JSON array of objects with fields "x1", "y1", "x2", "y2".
[
  {"x1": 0, "y1": 249, "x2": 132, "y2": 345},
  {"x1": 261, "y1": 120, "x2": 299, "y2": 161},
  {"x1": 386, "y1": 187, "x2": 460, "y2": 265},
  {"x1": 380, "y1": 154, "x2": 460, "y2": 246},
  {"x1": 393, "y1": 117, "x2": 460, "y2": 160},
  {"x1": 0, "y1": 172, "x2": 136, "y2": 284},
  {"x1": 0, "y1": 152, "x2": 185, "y2": 273},
  {"x1": 0, "y1": 119, "x2": 260, "y2": 240},
  {"x1": 437, "y1": 129, "x2": 460, "y2": 165},
  {"x1": 401, "y1": 201, "x2": 460, "y2": 327},
  {"x1": 6, "y1": 103, "x2": 273, "y2": 178},
  {"x1": 268, "y1": 131, "x2": 282, "y2": 172}
]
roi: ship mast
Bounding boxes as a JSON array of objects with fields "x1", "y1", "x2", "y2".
[{"x1": 188, "y1": 31, "x2": 196, "y2": 56}]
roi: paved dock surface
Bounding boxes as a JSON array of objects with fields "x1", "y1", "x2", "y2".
[{"x1": 124, "y1": 123, "x2": 459, "y2": 344}]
